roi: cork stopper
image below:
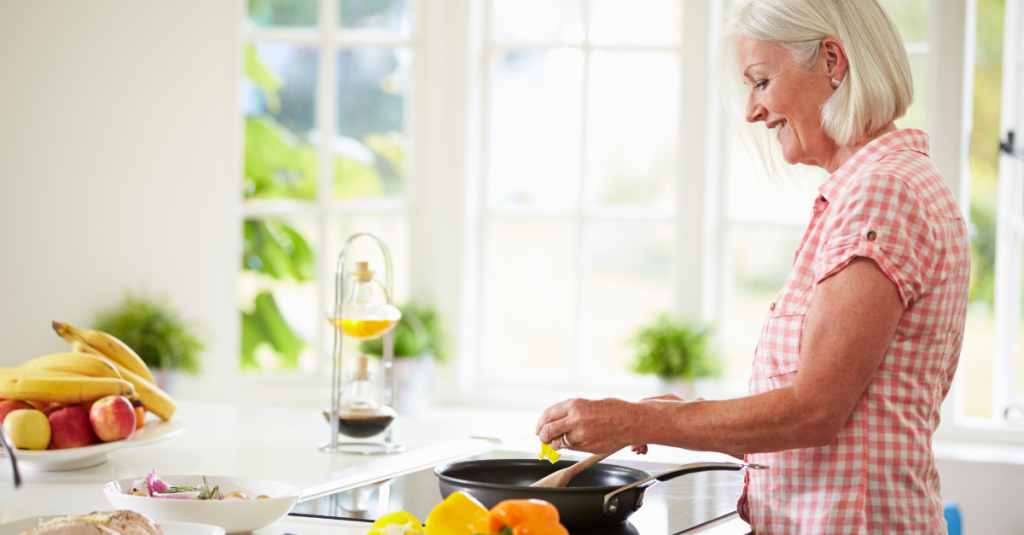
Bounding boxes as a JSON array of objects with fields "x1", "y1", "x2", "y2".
[
  {"x1": 354, "y1": 355, "x2": 370, "y2": 380},
  {"x1": 350, "y1": 261, "x2": 373, "y2": 279}
]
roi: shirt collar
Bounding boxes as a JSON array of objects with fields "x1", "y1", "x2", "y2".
[{"x1": 817, "y1": 129, "x2": 930, "y2": 202}]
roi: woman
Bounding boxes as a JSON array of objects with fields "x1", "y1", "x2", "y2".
[{"x1": 534, "y1": 0, "x2": 970, "y2": 533}]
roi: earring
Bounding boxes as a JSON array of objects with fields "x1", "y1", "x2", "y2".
[{"x1": 831, "y1": 78, "x2": 841, "y2": 88}]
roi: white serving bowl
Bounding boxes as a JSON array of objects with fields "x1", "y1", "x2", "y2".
[{"x1": 103, "y1": 475, "x2": 301, "y2": 535}]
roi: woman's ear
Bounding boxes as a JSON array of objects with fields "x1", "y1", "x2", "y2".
[{"x1": 820, "y1": 36, "x2": 848, "y2": 83}]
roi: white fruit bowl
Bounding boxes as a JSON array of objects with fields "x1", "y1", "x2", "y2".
[
  {"x1": 103, "y1": 475, "x2": 301, "y2": 535},
  {"x1": 0, "y1": 419, "x2": 185, "y2": 471}
]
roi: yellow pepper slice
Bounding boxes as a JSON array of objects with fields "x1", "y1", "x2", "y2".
[
  {"x1": 368, "y1": 512, "x2": 425, "y2": 535},
  {"x1": 424, "y1": 491, "x2": 490, "y2": 535},
  {"x1": 538, "y1": 442, "x2": 561, "y2": 464}
]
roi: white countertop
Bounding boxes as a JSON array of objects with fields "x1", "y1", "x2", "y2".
[{"x1": 0, "y1": 400, "x2": 750, "y2": 534}]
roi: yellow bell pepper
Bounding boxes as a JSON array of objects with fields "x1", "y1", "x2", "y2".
[
  {"x1": 424, "y1": 491, "x2": 490, "y2": 535},
  {"x1": 538, "y1": 442, "x2": 560, "y2": 464},
  {"x1": 368, "y1": 512, "x2": 425, "y2": 535}
]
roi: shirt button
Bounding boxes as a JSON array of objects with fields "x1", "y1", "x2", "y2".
[
  {"x1": 770, "y1": 302, "x2": 776, "y2": 311},
  {"x1": 867, "y1": 230, "x2": 877, "y2": 241}
]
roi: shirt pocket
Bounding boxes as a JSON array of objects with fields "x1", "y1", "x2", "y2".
[{"x1": 755, "y1": 297, "x2": 809, "y2": 390}]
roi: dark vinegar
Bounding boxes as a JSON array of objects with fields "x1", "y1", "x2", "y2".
[
  {"x1": 323, "y1": 410, "x2": 395, "y2": 438},
  {"x1": 337, "y1": 415, "x2": 394, "y2": 438}
]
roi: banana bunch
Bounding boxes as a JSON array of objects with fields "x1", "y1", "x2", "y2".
[
  {"x1": 0, "y1": 363, "x2": 136, "y2": 404},
  {"x1": 20, "y1": 322, "x2": 178, "y2": 421}
]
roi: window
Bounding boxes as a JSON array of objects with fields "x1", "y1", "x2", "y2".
[
  {"x1": 459, "y1": 0, "x2": 688, "y2": 397},
  {"x1": 240, "y1": 0, "x2": 414, "y2": 374}
]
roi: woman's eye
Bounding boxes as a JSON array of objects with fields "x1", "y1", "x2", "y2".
[{"x1": 755, "y1": 79, "x2": 768, "y2": 90}]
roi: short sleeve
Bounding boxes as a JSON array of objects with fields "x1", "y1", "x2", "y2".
[{"x1": 814, "y1": 174, "x2": 937, "y2": 309}]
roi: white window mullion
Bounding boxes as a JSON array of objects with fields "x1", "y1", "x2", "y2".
[
  {"x1": 573, "y1": 3, "x2": 592, "y2": 384},
  {"x1": 465, "y1": 0, "x2": 496, "y2": 393},
  {"x1": 993, "y1": 0, "x2": 1024, "y2": 421},
  {"x1": 316, "y1": 0, "x2": 339, "y2": 374}
]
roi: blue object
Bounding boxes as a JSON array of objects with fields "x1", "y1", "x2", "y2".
[{"x1": 944, "y1": 501, "x2": 962, "y2": 535}]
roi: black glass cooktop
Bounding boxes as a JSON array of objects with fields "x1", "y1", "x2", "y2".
[{"x1": 291, "y1": 450, "x2": 744, "y2": 535}]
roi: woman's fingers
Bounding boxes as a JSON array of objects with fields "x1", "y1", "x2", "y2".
[
  {"x1": 535, "y1": 398, "x2": 578, "y2": 435},
  {"x1": 631, "y1": 445, "x2": 649, "y2": 455},
  {"x1": 536, "y1": 397, "x2": 644, "y2": 453}
]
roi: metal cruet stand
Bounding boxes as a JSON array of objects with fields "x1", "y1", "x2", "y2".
[{"x1": 319, "y1": 232, "x2": 404, "y2": 455}]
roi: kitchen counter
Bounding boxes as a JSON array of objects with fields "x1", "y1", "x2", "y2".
[{"x1": 0, "y1": 400, "x2": 750, "y2": 534}]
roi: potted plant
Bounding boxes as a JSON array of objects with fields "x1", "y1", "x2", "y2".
[
  {"x1": 93, "y1": 290, "x2": 206, "y2": 393},
  {"x1": 628, "y1": 313, "x2": 720, "y2": 399},
  {"x1": 358, "y1": 299, "x2": 448, "y2": 413}
]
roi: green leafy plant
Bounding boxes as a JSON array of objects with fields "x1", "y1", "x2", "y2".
[
  {"x1": 94, "y1": 291, "x2": 205, "y2": 375},
  {"x1": 628, "y1": 313, "x2": 720, "y2": 381},
  {"x1": 358, "y1": 300, "x2": 449, "y2": 362}
]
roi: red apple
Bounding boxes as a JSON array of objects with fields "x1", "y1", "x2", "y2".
[
  {"x1": 0, "y1": 400, "x2": 33, "y2": 425},
  {"x1": 48, "y1": 406, "x2": 98, "y2": 449},
  {"x1": 89, "y1": 396, "x2": 136, "y2": 442}
]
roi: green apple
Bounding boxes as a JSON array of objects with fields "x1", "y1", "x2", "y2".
[{"x1": 3, "y1": 409, "x2": 51, "y2": 450}]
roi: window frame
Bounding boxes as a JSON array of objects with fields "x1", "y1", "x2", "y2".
[
  {"x1": 239, "y1": 0, "x2": 416, "y2": 382},
  {"x1": 454, "y1": 0, "x2": 721, "y2": 403}
]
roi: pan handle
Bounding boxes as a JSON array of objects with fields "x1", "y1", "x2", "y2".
[{"x1": 601, "y1": 461, "x2": 767, "y2": 516}]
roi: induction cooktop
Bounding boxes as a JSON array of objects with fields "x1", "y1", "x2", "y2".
[{"x1": 290, "y1": 450, "x2": 744, "y2": 535}]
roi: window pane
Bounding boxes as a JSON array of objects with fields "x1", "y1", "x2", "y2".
[
  {"x1": 336, "y1": 47, "x2": 412, "y2": 199},
  {"x1": 962, "y1": 305, "x2": 994, "y2": 418},
  {"x1": 482, "y1": 218, "x2": 578, "y2": 377},
  {"x1": 897, "y1": 57, "x2": 928, "y2": 130},
  {"x1": 581, "y1": 222, "x2": 673, "y2": 379},
  {"x1": 880, "y1": 0, "x2": 929, "y2": 44},
  {"x1": 493, "y1": 0, "x2": 584, "y2": 44},
  {"x1": 248, "y1": 0, "x2": 319, "y2": 28},
  {"x1": 489, "y1": 50, "x2": 584, "y2": 209},
  {"x1": 724, "y1": 130, "x2": 822, "y2": 226},
  {"x1": 586, "y1": 51, "x2": 679, "y2": 209},
  {"x1": 244, "y1": 42, "x2": 319, "y2": 201},
  {"x1": 589, "y1": 0, "x2": 682, "y2": 47},
  {"x1": 340, "y1": 0, "x2": 413, "y2": 35},
  {"x1": 240, "y1": 217, "x2": 320, "y2": 372},
  {"x1": 720, "y1": 227, "x2": 802, "y2": 391}
]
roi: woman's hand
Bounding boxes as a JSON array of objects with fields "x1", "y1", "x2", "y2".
[
  {"x1": 535, "y1": 397, "x2": 645, "y2": 453},
  {"x1": 535, "y1": 394, "x2": 702, "y2": 454}
]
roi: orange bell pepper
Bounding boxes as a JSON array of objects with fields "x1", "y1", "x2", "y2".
[{"x1": 487, "y1": 499, "x2": 569, "y2": 535}]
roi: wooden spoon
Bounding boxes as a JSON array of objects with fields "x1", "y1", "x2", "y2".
[{"x1": 531, "y1": 452, "x2": 614, "y2": 488}]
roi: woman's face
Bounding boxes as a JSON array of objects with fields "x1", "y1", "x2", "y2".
[{"x1": 736, "y1": 35, "x2": 838, "y2": 169}]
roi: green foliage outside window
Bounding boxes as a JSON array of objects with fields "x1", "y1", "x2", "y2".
[{"x1": 966, "y1": 0, "x2": 1005, "y2": 308}]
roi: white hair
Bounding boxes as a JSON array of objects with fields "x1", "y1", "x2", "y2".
[{"x1": 721, "y1": 0, "x2": 913, "y2": 181}]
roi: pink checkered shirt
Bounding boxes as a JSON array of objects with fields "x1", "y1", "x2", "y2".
[{"x1": 737, "y1": 129, "x2": 971, "y2": 534}]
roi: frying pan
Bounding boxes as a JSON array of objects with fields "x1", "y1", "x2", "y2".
[{"x1": 434, "y1": 459, "x2": 766, "y2": 529}]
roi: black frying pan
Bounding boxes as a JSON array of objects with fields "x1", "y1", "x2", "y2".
[{"x1": 434, "y1": 459, "x2": 765, "y2": 529}]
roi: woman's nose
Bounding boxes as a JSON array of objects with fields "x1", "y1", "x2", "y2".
[{"x1": 745, "y1": 93, "x2": 766, "y2": 124}]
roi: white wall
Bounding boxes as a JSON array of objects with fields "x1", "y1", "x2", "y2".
[{"x1": 0, "y1": 1, "x2": 241, "y2": 398}]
